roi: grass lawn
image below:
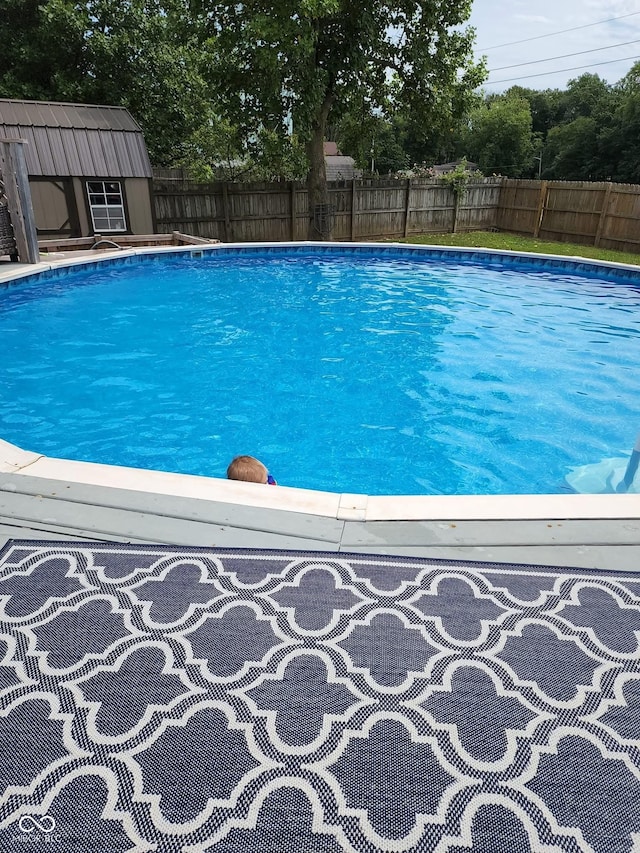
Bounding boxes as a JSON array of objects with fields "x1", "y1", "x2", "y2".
[{"x1": 400, "y1": 231, "x2": 640, "y2": 267}]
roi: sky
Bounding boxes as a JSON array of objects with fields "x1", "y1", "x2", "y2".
[{"x1": 467, "y1": 0, "x2": 640, "y2": 92}]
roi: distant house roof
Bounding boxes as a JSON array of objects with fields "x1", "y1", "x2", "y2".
[
  {"x1": 322, "y1": 141, "x2": 362, "y2": 181},
  {"x1": 0, "y1": 99, "x2": 153, "y2": 179},
  {"x1": 325, "y1": 156, "x2": 361, "y2": 181},
  {"x1": 432, "y1": 160, "x2": 479, "y2": 175}
]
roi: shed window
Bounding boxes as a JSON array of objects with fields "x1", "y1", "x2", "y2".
[{"x1": 87, "y1": 181, "x2": 126, "y2": 232}]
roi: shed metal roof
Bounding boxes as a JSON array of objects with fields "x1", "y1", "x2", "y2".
[{"x1": 0, "y1": 99, "x2": 153, "y2": 178}]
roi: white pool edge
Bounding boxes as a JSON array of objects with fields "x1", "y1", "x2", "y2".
[
  {"x1": 2, "y1": 242, "x2": 639, "y2": 527},
  {"x1": 4, "y1": 239, "x2": 640, "y2": 285}
]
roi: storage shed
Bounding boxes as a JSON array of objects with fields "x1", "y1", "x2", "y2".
[
  {"x1": 323, "y1": 141, "x2": 361, "y2": 182},
  {"x1": 0, "y1": 99, "x2": 155, "y2": 239}
]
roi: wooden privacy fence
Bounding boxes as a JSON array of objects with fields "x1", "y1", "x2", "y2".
[
  {"x1": 152, "y1": 175, "x2": 640, "y2": 251},
  {"x1": 152, "y1": 177, "x2": 503, "y2": 243},
  {"x1": 496, "y1": 179, "x2": 640, "y2": 253}
]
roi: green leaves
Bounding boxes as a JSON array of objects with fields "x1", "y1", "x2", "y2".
[
  {"x1": 203, "y1": 0, "x2": 485, "y2": 230},
  {"x1": 298, "y1": 0, "x2": 340, "y2": 15},
  {"x1": 463, "y1": 94, "x2": 536, "y2": 177},
  {"x1": 0, "y1": 0, "x2": 213, "y2": 164},
  {"x1": 439, "y1": 158, "x2": 483, "y2": 196},
  {"x1": 0, "y1": 0, "x2": 488, "y2": 194}
]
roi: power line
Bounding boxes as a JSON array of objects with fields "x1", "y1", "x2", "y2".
[
  {"x1": 489, "y1": 38, "x2": 640, "y2": 72},
  {"x1": 488, "y1": 53, "x2": 640, "y2": 85},
  {"x1": 478, "y1": 10, "x2": 640, "y2": 52}
]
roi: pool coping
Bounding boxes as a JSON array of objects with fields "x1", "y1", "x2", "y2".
[
  {"x1": 4, "y1": 239, "x2": 640, "y2": 286},
  {"x1": 1, "y1": 241, "x2": 639, "y2": 529}
]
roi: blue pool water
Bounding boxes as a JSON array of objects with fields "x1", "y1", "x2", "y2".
[{"x1": 1, "y1": 246, "x2": 639, "y2": 495}]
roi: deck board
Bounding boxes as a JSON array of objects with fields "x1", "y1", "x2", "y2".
[
  {"x1": 1, "y1": 497, "x2": 639, "y2": 570},
  {"x1": 1, "y1": 462, "x2": 639, "y2": 569},
  {"x1": 0, "y1": 522, "x2": 110, "y2": 546},
  {"x1": 0, "y1": 473, "x2": 345, "y2": 550},
  {"x1": 1, "y1": 517, "x2": 638, "y2": 570},
  {"x1": 338, "y1": 542, "x2": 640, "y2": 571},
  {"x1": 341, "y1": 518, "x2": 640, "y2": 547},
  {"x1": 0, "y1": 501, "x2": 343, "y2": 549},
  {"x1": 0, "y1": 473, "x2": 344, "y2": 540}
]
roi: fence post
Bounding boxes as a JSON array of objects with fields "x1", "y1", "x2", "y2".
[
  {"x1": 350, "y1": 179, "x2": 357, "y2": 241},
  {"x1": 290, "y1": 182, "x2": 296, "y2": 240},
  {"x1": 403, "y1": 178, "x2": 412, "y2": 238},
  {"x1": 452, "y1": 189, "x2": 459, "y2": 234},
  {"x1": 533, "y1": 180, "x2": 548, "y2": 238},
  {"x1": 221, "y1": 181, "x2": 232, "y2": 242},
  {"x1": 0, "y1": 138, "x2": 40, "y2": 263},
  {"x1": 594, "y1": 181, "x2": 613, "y2": 247}
]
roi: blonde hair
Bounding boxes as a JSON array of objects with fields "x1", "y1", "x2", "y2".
[{"x1": 226, "y1": 455, "x2": 268, "y2": 484}]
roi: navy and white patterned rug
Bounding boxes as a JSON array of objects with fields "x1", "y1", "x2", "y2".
[{"x1": 0, "y1": 541, "x2": 638, "y2": 852}]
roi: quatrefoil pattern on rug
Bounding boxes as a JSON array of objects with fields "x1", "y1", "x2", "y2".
[{"x1": 0, "y1": 542, "x2": 638, "y2": 852}]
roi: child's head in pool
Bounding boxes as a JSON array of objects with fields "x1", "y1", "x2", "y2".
[{"x1": 226, "y1": 455, "x2": 276, "y2": 485}]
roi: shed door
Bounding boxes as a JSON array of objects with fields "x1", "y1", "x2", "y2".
[{"x1": 30, "y1": 177, "x2": 80, "y2": 238}]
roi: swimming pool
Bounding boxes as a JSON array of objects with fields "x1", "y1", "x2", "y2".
[{"x1": 1, "y1": 243, "x2": 639, "y2": 496}]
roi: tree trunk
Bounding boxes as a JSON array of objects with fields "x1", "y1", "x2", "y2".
[{"x1": 306, "y1": 95, "x2": 333, "y2": 240}]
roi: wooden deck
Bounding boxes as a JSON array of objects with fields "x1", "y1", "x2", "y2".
[{"x1": 1, "y1": 454, "x2": 639, "y2": 572}]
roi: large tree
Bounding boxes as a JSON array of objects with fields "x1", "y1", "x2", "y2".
[
  {"x1": 542, "y1": 117, "x2": 601, "y2": 180},
  {"x1": 81, "y1": 0, "x2": 212, "y2": 165},
  {"x1": 0, "y1": 0, "x2": 213, "y2": 165},
  {"x1": 536, "y1": 74, "x2": 617, "y2": 180},
  {"x1": 504, "y1": 86, "x2": 564, "y2": 140},
  {"x1": 559, "y1": 73, "x2": 612, "y2": 123},
  {"x1": 0, "y1": 0, "x2": 87, "y2": 101},
  {"x1": 597, "y1": 63, "x2": 640, "y2": 183},
  {"x1": 463, "y1": 93, "x2": 536, "y2": 177},
  {"x1": 333, "y1": 110, "x2": 410, "y2": 174},
  {"x1": 203, "y1": 0, "x2": 485, "y2": 237}
]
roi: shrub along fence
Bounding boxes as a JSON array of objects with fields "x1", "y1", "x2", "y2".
[{"x1": 152, "y1": 174, "x2": 640, "y2": 252}]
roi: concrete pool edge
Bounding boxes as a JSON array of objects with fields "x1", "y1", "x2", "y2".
[
  {"x1": 1, "y1": 242, "x2": 639, "y2": 537},
  {"x1": 4, "y1": 239, "x2": 640, "y2": 285},
  {"x1": 1, "y1": 438, "x2": 638, "y2": 525}
]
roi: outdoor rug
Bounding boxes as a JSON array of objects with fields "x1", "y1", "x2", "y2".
[{"x1": 0, "y1": 541, "x2": 638, "y2": 853}]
